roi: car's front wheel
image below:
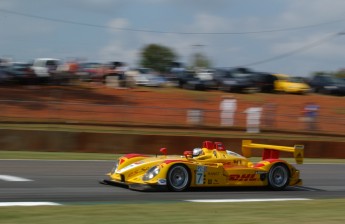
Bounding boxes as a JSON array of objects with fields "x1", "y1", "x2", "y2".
[
  {"x1": 268, "y1": 163, "x2": 290, "y2": 190},
  {"x1": 167, "y1": 164, "x2": 191, "y2": 191}
]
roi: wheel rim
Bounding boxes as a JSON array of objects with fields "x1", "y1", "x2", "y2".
[
  {"x1": 169, "y1": 166, "x2": 189, "y2": 190},
  {"x1": 269, "y1": 166, "x2": 288, "y2": 188}
]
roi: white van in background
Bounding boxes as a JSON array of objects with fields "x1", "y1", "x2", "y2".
[{"x1": 31, "y1": 58, "x2": 60, "y2": 77}]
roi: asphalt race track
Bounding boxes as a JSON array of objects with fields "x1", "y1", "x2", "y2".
[{"x1": 1, "y1": 160, "x2": 345, "y2": 204}]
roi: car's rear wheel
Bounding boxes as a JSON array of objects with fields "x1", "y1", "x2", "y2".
[
  {"x1": 167, "y1": 164, "x2": 191, "y2": 192},
  {"x1": 268, "y1": 163, "x2": 289, "y2": 190}
]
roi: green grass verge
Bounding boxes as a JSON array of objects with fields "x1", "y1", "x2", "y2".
[
  {"x1": 1, "y1": 199, "x2": 345, "y2": 224},
  {"x1": 0, "y1": 151, "x2": 119, "y2": 160},
  {"x1": 1, "y1": 150, "x2": 345, "y2": 163}
]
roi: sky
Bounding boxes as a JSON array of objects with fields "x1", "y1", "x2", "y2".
[{"x1": 1, "y1": 0, "x2": 345, "y2": 77}]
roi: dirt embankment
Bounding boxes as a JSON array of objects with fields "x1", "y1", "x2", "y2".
[
  {"x1": 0, "y1": 85, "x2": 344, "y2": 158},
  {"x1": 1, "y1": 85, "x2": 344, "y2": 134}
]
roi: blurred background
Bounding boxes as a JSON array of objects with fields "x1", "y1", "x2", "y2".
[{"x1": 1, "y1": 0, "x2": 345, "y2": 136}]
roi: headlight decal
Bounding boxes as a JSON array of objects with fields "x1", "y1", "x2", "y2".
[
  {"x1": 110, "y1": 161, "x2": 119, "y2": 174},
  {"x1": 158, "y1": 179, "x2": 167, "y2": 185},
  {"x1": 142, "y1": 166, "x2": 160, "y2": 181}
]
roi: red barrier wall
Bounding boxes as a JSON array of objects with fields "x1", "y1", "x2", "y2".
[{"x1": 0, "y1": 129, "x2": 344, "y2": 158}]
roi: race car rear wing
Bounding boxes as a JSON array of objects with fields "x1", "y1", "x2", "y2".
[{"x1": 242, "y1": 140, "x2": 304, "y2": 164}]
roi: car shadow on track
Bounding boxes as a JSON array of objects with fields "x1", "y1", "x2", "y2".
[
  {"x1": 100, "y1": 179, "x2": 323, "y2": 192},
  {"x1": 186, "y1": 186, "x2": 323, "y2": 192}
]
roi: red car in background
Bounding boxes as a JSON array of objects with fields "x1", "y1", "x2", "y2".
[
  {"x1": 77, "y1": 62, "x2": 104, "y2": 82},
  {"x1": 77, "y1": 61, "x2": 126, "y2": 83}
]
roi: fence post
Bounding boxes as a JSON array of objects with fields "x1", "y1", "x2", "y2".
[{"x1": 187, "y1": 108, "x2": 203, "y2": 126}]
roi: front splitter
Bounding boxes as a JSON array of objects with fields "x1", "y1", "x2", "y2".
[{"x1": 100, "y1": 178, "x2": 168, "y2": 192}]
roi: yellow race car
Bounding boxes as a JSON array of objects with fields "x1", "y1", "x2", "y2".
[{"x1": 101, "y1": 140, "x2": 304, "y2": 191}]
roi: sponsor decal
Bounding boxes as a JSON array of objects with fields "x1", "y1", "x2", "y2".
[
  {"x1": 196, "y1": 166, "x2": 206, "y2": 185},
  {"x1": 233, "y1": 160, "x2": 242, "y2": 165},
  {"x1": 197, "y1": 166, "x2": 207, "y2": 172},
  {"x1": 229, "y1": 174, "x2": 257, "y2": 181},
  {"x1": 208, "y1": 179, "x2": 212, "y2": 184},
  {"x1": 158, "y1": 179, "x2": 167, "y2": 185}
]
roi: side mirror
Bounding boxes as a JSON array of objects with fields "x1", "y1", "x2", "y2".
[
  {"x1": 184, "y1": 151, "x2": 193, "y2": 159},
  {"x1": 160, "y1": 148, "x2": 167, "y2": 156}
]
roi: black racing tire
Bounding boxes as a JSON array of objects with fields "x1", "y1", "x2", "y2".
[
  {"x1": 268, "y1": 163, "x2": 290, "y2": 190},
  {"x1": 167, "y1": 164, "x2": 191, "y2": 192}
]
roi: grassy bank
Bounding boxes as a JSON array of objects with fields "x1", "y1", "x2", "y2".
[
  {"x1": 1, "y1": 199, "x2": 345, "y2": 224},
  {"x1": 0, "y1": 150, "x2": 119, "y2": 160}
]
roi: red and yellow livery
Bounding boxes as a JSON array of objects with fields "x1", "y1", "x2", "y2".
[{"x1": 101, "y1": 140, "x2": 304, "y2": 191}]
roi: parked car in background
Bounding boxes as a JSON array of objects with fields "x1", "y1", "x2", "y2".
[
  {"x1": 213, "y1": 68, "x2": 256, "y2": 93},
  {"x1": 134, "y1": 68, "x2": 168, "y2": 87},
  {"x1": 308, "y1": 75, "x2": 345, "y2": 96},
  {"x1": 31, "y1": 58, "x2": 61, "y2": 83},
  {"x1": 273, "y1": 74, "x2": 311, "y2": 94},
  {"x1": 76, "y1": 62, "x2": 103, "y2": 81},
  {"x1": 169, "y1": 67, "x2": 186, "y2": 87},
  {"x1": 249, "y1": 72, "x2": 277, "y2": 93},
  {"x1": 0, "y1": 66, "x2": 11, "y2": 84},
  {"x1": 31, "y1": 58, "x2": 60, "y2": 77},
  {"x1": 3, "y1": 62, "x2": 36, "y2": 84},
  {"x1": 104, "y1": 61, "x2": 126, "y2": 77},
  {"x1": 168, "y1": 62, "x2": 186, "y2": 84},
  {"x1": 131, "y1": 68, "x2": 168, "y2": 87},
  {"x1": 176, "y1": 69, "x2": 217, "y2": 90}
]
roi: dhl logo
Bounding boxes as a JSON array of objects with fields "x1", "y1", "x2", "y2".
[{"x1": 229, "y1": 174, "x2": 256, "y2": 181}]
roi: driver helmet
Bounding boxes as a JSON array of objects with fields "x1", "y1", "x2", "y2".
[{"x1": 192, "y1": 148, "x2": 203, "y2": 157}]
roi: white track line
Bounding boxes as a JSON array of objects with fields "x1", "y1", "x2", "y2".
[
  {"x1": 186, "y1": 198, "x2": 311, "y2": 203},
  {"x1": 0, "y1": 202, "x2": 61, "y2": 206},
  {"x1": 0, "y1": 175, "x2": 32, "y2": 182},
  {"x1": 292, "y1": 186, "x2": 318, "y2": 191}
]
